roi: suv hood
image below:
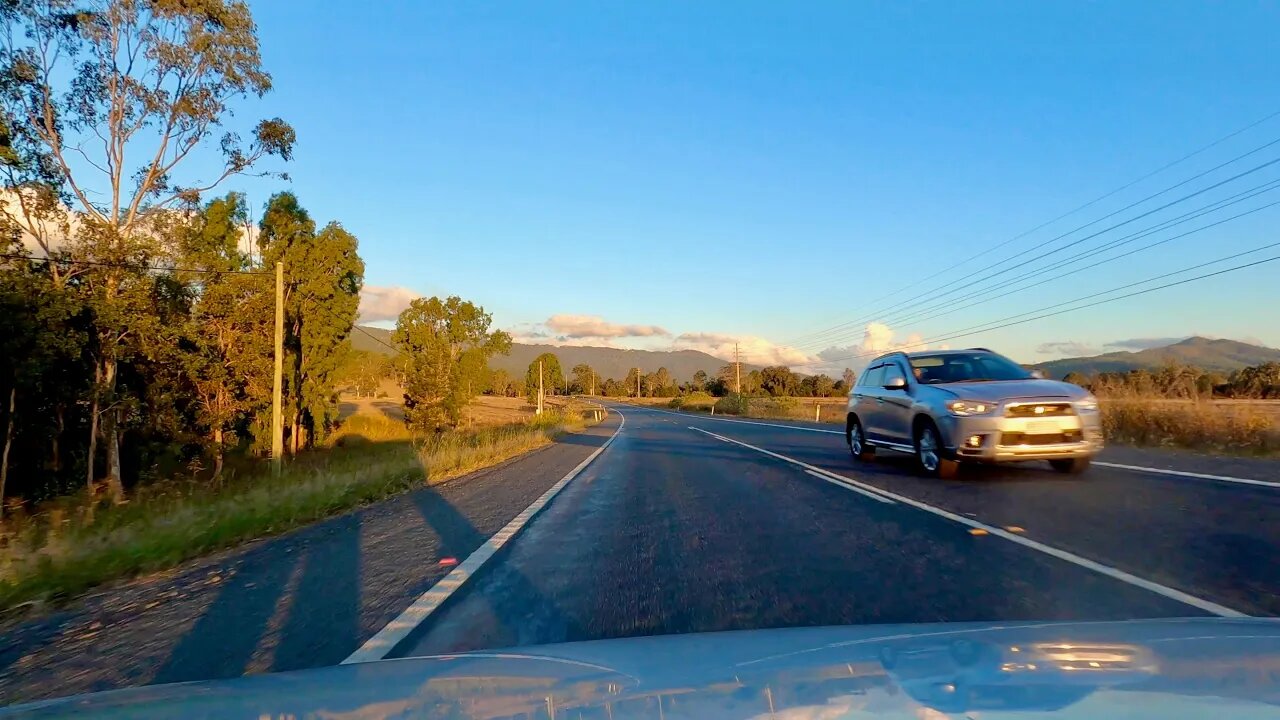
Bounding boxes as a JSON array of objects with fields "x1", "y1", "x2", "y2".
[
  {"x1": 935, "y1": 378, "x2": 1088, "y2": 403},
  {"x1": 5, "y1": 618, "x2": 1280, "y2": 718}
]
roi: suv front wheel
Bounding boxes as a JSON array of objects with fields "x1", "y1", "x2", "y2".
[
  {"x1": 916, "y1": 421, "x2": 959, "y2": 479},
  {"x1": 848, "y1": 416, "x2": 875, "y2": 462}
]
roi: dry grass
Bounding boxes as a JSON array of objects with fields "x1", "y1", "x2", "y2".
[
  {"x1": 664, "y1": 395, "x2": 845, "y2": 424},
  {"x1": 1101, "y1": 399, "x2": 1280, "y2": 455},
  {"x1": 0, "y1": 405, "x2": 595, "y2": 613}
]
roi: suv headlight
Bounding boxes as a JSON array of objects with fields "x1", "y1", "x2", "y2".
[
  {"x1": 948, "y1": 400, "x2": 995, "y2": 416},
  {"x1": 1076, "y1": 395, "x2": 1099, "y2": 413}
]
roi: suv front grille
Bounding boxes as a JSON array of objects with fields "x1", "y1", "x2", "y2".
[
  {"x1": 1004, "y1": 402, "x2": 1074, "y2": 418},
  {"x1": 1000, "y1": 430, "x2": 1082, "y2": 446}
]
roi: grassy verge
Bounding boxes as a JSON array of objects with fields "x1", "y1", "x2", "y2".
[
  {"x1": 1101, "y1": 399, "x2": 1279, "y2": 455},
  {"x1": 0, "y1": 408, "x2": 593, "y2": 613},
  {"x1": 666, "y1": 395, "x2": 844, "y2": 423}
]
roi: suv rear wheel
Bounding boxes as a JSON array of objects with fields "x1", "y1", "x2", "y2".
[
  {"x1": 916, "y1": 421, "x2": 959, "y2": 479},
  {"x1": 848, "y1": 416, "x2": 875, "y2": 462}
]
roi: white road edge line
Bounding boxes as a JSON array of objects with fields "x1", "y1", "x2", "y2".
[
  {"x1": 342, "y1": 409, "x2": 627, "y2": 664},
  {"x1": 803, "y1": 469, "x2": 896, "y2": 504},
  {"x1": 689, "y1": 426, "x2": 1248, "y2": 618},
  {"x1": 1095, "y1": 461, "x2": 1280, "y2": 489}
]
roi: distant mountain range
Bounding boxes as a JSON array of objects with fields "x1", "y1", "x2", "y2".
[
  {"x1": 1034, "y1": 337, "x2": 1280, "y2": 378},
  {"x1": 351, "y1": 326, "x2": 754, "y2": 381}
]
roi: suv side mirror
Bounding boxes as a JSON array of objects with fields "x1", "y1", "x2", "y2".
[
  {"x1": 1030, "y1": 369, "x2": 1046, "y2": 379},
  {"x1": 883, "y1": 376, "x2": 907, "y2": 390}
]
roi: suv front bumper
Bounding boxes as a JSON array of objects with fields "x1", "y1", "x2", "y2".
[{"x1": 937, "y1": 412, "x2": 1103, "y2": 462}]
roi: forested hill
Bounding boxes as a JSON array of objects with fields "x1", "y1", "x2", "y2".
[
  {"x1": 352, "y1": 326, "x2": 754, "y2": 381},
  {"x1": 1035, "y1": 337, "x2": 1280, "y2": 378}
]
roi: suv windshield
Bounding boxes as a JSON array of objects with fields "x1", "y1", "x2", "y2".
[{"x1": 909, "y1": 353, "x2": 1033, "y2": 384}]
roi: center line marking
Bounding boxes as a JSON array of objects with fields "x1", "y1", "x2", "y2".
[
  {"x1": 689, "y1": 426, "x2": 1248, "y2": 619},
  {"x1": 343, "y1": 409, "x2": 626, "y2": 664}
]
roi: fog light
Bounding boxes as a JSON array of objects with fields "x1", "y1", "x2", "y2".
[{"x1": 965, "y1": 434, "x2": 983, "y2": 448}]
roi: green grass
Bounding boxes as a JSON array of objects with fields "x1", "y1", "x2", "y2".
[{"x1": 0, "y1": 409, "x2": 591, "y2": 613}]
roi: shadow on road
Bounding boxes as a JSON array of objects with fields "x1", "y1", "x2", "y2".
[{"x1": 396, "y1": 481, "x2": 587, "y2": 654}]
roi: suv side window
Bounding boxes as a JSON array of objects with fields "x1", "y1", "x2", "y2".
[{"x1": 861, "y1": 364, "x2": 886, "y2": 388}]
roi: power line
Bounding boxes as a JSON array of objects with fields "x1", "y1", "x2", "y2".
[
  {"x1": 794, "y1": 243, "x2": 1280, "y2": 368},
  {"x1": 296, "y1": 289, "x2": 400, "y2": 355},
  {"x1": 864, "y1": 198, "x2": 1280, "y2": 336},
  {"x1": 795, "y1": 178, "x2": 1280, "y2": 350},
  {"x1": 785, "y1": 129, "x2": 1280, "y2": 348},
  {"x1": 800, "y1": 107, "x2": 1280, "y2": 328},
  {"x1": 0, "y1": 252, "x2": 270, "y2": 275}
]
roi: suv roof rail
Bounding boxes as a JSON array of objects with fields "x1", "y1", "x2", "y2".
[{"x1": 968, "y1": 347, "x2": 993, "y2": 353}]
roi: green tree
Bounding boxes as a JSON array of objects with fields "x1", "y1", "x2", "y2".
[
  {"x1": 760, "y1": 366, "x2": 796, "y2": 397},
  {"x1": 177, "y1": 193, "x2": 271, "y2": 477},
  {"x1": 571, "y1": 363, "x2": 596, "y2": 395},
  {"x1": 395, "y1": 296, "x2": 511, "y2": 431},
  {"x1": 260, "y1": 193, "x2": 364, "y2": 451},
  {"x1": 691, "y1": 370, "x2": 708, "y2": 392},
  {"x1": 0, "y1": 0, "x2": 294, "y2": 501},
  {"x1": 526, "y1": 353, "x2": 564, "y2": 404},
  {"x1": 623, "y1": 367, "x2": 642, "y2": 397}
]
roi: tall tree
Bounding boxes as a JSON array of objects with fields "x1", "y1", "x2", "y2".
[
  {"x1": 525, "y1": 353, "x2": 563, "y2": 404},
  {"x1": 691, "y1": 370, "x2": 708, "y2": 392},
  {"x1": 176, "y1": 193, "x2": 270, "y2": 477},
  {"x1": 0, "y1": 0, "x2": 294, "y2": 500},
  {"x1": 395, "y1": 296, "x2": 511, "y2": 430},
  {"x1": 260, "y1": 194, "x2": 363, "y2": 450},
  {"x1": 570, "y1": 363, "x2": 595, "y2": 395}
]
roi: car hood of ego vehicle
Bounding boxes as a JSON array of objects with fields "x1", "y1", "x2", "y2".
[
  {"x1": 5, "y1": 618, "x2": 1280, "y2": 719},
  {"x1": 932, "y1": 378, "x2": 1089, "y2": 404}
]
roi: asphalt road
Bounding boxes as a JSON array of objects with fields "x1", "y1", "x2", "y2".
[
  {"x1": 2, "y1": 403, "x2": 1278, "y2": 705},
  {"x1": 397, "y1": 403, "x2": 1279, "y2": 656}
]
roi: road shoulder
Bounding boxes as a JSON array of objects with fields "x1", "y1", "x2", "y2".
[{"x1": 0, "y1": 414, "x2": 620, "y2": 705}]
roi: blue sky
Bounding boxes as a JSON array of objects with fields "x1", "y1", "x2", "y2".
[{"x1": 225, "y1": 1, "x2": 1280, "y2": 370}]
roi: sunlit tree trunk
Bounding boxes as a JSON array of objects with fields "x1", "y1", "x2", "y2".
[
  {"x1": 1, "y1": 385, "x2": 15, "y2": 517},
  {"x1": 101, "y1": 358, "x2": 125, "y2": 504},
  {"x1": 211, "y1": 427, "x2": 224, "y2": 480},
  {"x1": 86, "y1": 364, "x2": 101, "y2": 492}
]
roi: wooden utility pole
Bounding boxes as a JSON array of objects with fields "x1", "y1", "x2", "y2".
[
  {"x1": 735, "y1": 341, "x2": 741, "y2": 395},
  {"x1": 271, "y1": 261, "x2": 284, "y2": 475},
  {"x1": 635, "y1": 367, "x2": 641, "y2": 398},
  {"x1": 537, "y1": 359, "x2": 544, "y2": 415},
  {"x1": 590, "y1": 369, "x2": 595, "y2": 397}
]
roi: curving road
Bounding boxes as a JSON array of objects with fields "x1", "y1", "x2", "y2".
[
  {"x1": 395, "y1": 402, "x2": 1279, "y2": 657},
  {"x1": 2, "y1": 403, "x2": 1277, "y2": 704}
]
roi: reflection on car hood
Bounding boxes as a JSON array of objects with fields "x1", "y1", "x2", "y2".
[
  {"x1": 936, "y1": 379, "x2": 1087, "y2": 403},
  {"x1": 5, "y1": 618, "x2": 1280, "y2": 719}
]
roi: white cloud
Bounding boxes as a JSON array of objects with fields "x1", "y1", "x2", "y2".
[
  {"x1": 672, "y1": 332, "x2": 816, "y2": 367},
  {"x1": 545, "y1": 314, "x2": 670, "y2": 339},
  {"x1": 1036, "y1": 341, "x2": 1100, "y2": 357},
  {"x1": 811, "y1": 322, "x2": 938, "y2": 374},
  {"x1": 358, "y1": 285, "x2": 420, "y2": 324},
  {"x1": 1103, "y1": 336, "x2": 1187, "y2": 351}
]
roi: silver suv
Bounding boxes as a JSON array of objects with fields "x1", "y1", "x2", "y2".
[{"x1": 845, "y1": 348, "x2": 1103, "y2": 478}]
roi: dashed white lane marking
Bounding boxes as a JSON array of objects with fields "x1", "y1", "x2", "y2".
[
  {"x1": 631, "y1": 404, "x2": 1274, "y2": 488},
  {"x1": 1095, "y1": 461, "x2": 1280, "y2": 489},
  {"x1": 690, "y1": 426, "x2": 1248, "y2": 619},
  {"x1": 343, "y1": 409, "x2": 627, "y2": 664}
]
